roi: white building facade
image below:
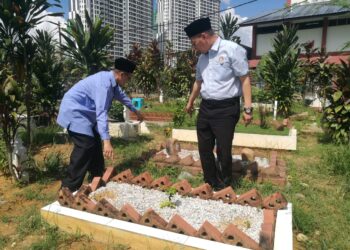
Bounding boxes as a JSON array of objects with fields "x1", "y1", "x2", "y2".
[
  {"x1": 69, "y1": 0, "x2": 153, "y2": 58},
  {"x1": 156, "y1": 0, "x2": 220, "y2": 53}
]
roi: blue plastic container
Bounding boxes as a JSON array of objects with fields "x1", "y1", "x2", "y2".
[{"x1": 132, "y1": 98, "x2": 144, "y2": 110}]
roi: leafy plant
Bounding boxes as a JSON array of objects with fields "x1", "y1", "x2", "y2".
[
  {"x1": 160, "y1": 186, "x2": 177, "y2": 209},
  {"x1": 132, "y1": 40, "x2": 162, "y2": 97},
  {"x1": 173, "y1": 99, "x2": 187, "y2": 128},
  {"x1": 160, "y1": 200, "x2": 176, "y2": 209},
  {"x1": 0, "y1": 0, "x2": 63, "y2": 149},
  {"x1": 109, "y1": 102, "x2": 125, "y2": 122},
  {"x1": 322, "y1": 59, "x2": 350, "y2": 144},
  {"x1": 60, "y1": 9, "x2": 113, "y2": 76},
  {"x1": 33, "y1": 30, "x2": 64, "y2": 123},
  {"x1": 0, "y1": 52, "x2": 25, "y2": 179},
  {"x1": 259, "y1": 25, "x2": 301, "y2": 117},
  {"x1": 165, "y1": 49, "x2": 198, "y2": 98},
  {"x1": 251, "y1": 86, "x2": 272, "y2": 103},
  {"x1": 220, "y1": 12, "x2": 241, "y2": 44}
]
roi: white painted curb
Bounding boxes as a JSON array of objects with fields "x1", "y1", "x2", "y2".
[
  {"x1": 172, "y1": 129, "x2": 297, "y2": 151},
  {"x1": 41, "y1": 202, "x2": 292, "y2": 250}
]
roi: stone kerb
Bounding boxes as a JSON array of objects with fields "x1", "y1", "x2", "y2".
[
  {"x1": 56, "y1": 166, "x2": 290, "y2": 249},
  {"x1": 172, "y1": 128, "x2": 297, "y2": 151}
]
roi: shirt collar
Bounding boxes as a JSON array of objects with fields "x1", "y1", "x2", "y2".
[
  {"x1": 210, "y1": 37, "x2": 221, "y2": 52},
  {"x1": 110, "y1": 70, "x2": 117, "y2": 87}
]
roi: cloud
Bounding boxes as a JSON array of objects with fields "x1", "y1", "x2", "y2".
[
  {"x1": 220, "y1": 8, "x2": 252, "y2": 47},
  {"x1": 30, "y1": 10, "x2": 67, "y2": 43},
  {"x1": 221, "y1": 0, "x2": 231, "y2": 5}
]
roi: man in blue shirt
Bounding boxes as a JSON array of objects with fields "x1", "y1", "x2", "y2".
[
  {"x1": 184, "y1": 18, "x2": 252, "y2": 191},
  {"x1": 57, "y1": 58, "x2": 143, "y2": 192}
]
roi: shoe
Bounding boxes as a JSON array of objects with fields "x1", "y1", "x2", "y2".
[{"x1": 211, "y1": 181, "x2": 225, "y2": 192}]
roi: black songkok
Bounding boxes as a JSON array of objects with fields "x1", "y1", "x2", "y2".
[
  {"x1": 184, "y1": 17, "x2": 212, "y2": 38},
  {"x1": 114, "y1": 58, "x2": 136, "y2": 73}
]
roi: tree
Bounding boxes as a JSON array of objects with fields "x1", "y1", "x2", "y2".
[
  {"x1": 0, "y1": 0, "x2": 63, "y2": 151},
  {"x1": 299, "y1": 41, "x2": 319, "y2": 99},
  {"x1": 0, "y1": 49, "x2": 25, "y2": 179},
  {"x1": 132, "y1": 40, "x2": 163, "y2": 97},
  {"x1": 166, "y1": 49, "x2": 198, "y2": 98},
  {"x1": 125, "y1": 43, "x2": 143, "y2": 93},
  {"x1": 259, "y1": 25, "x2": 301, "y2": 117},
  {"x1": 220, "y1": 12, "x2": 241, "y2": 44},
  {"x1": 33, "y1": 30, "x2": 64, "y2": 123},
  {"x1": 60, "y1": 10, "x2": 114, "y2": 76}
]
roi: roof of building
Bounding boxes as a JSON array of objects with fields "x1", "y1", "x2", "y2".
[
  {"x1": 240, "y1": 2, "x2": 350, "y2": 26},
  {"x1": 248, "y1": 54, "x2": 350, "y2": 68}
]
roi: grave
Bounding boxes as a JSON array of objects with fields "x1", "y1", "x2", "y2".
[
  {"x1": 152, "y1": 139, "x2": 287, "y2": 186},
  {"x1": 42, "y1": 167, "x2": 292, "y2": 250}
]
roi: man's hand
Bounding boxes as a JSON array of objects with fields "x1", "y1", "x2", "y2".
[
  {"x1": 185, "y1": 101, "x2": 194, "y2": 115},
  {"x1": 135, "y1": 110, "x2": 144, "y2": 122},
  {"x1": 243, "y1": 112, "x2": 253, "y2": 126},
  {"x1": 103, "y1": 140, "x2": 114, "y2": 159}
]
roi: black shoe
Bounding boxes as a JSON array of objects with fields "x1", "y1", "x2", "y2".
[
  {"x1": 211, "y1": 181, "x2": 225, "y2": 192},
  {"x1": 223, "y1": 177, "x2": 233, "y2": 188}
]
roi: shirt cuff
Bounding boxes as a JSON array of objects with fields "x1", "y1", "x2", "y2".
[
  {"x1": 129, "y1": 106, "x2": 137, "y2": 112},
  {"x1": 100, "y1": 132, "x2": 110, "y2": 140}
]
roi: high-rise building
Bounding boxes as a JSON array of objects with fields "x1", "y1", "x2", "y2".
[
  {"x1": 157, "y1": 0, "x2": 220, "y2": 53},
  {"x1": 68, "y1": 0, "x2": 153, "y2": 58}
]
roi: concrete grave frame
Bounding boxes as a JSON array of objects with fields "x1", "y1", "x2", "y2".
[
  {"x1": 41, "y1": 168, "x2": 293, "y2": 250},
  {"x1": 172, "y1": 129, "x2": 297, "y2": 151},
  {"x1": 41, "y1": 202, "x2": 292, "y2": 250}
]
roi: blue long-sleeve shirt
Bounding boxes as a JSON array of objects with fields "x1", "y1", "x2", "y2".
[{"x1": 57, "y1": 71, "x2": 136, "y2": 140}]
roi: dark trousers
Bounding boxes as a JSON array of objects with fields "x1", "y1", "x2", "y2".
[
  {"x1": 197, "y1": 97, "x2": 240, "y2": 186},
  {"x1": 61, "y1": 129, "x2": 104, "y2": 192}
]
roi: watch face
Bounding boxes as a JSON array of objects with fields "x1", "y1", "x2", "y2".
[{"x1": 244, "y1": 107, "x2": 252, "y2": 114}]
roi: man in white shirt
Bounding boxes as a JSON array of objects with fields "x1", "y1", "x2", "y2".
[{"x1": 184, "y1": 18, "x2": 252, "y2": 191}]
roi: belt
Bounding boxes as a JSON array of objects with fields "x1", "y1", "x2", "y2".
[{"x1": 202, "y1": 96, "x2": 240, "y2": 105}]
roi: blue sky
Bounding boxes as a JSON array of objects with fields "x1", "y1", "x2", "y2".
[{"x1": 50, "y1": 0, "x2": 287, "y2": 20}]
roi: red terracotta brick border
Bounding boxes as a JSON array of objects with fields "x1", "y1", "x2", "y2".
[{"x1": 57, "y1": 166, "x2": 286, "y2": 249}]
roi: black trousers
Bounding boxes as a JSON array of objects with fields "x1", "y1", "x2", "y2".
[
  {"x1": 61, "y1": 129, "x2": 104, "y2": 192},
  {"x1": 197, "y1": 97, "x2": 240, "y2": 187}
]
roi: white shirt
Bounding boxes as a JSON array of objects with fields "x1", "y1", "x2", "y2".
[{"x1": 196, "y1": 37, "x2": 249, "y2": 100}]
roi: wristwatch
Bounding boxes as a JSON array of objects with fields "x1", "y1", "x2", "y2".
[{"x1": 243, "y1": 107, "x2": 253, "y2": 115}]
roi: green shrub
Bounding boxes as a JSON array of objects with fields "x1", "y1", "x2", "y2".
[
  {"x1": 109, "y1": 102, "x2": 125, "y2": 122},
  {"x1": 173, "y1": 99, "x2": 186, "y2": 128},
  {"x1": 251, "y1": 86, "x2": 272, "y2": 103},
  {"x1": 322, "y1": 60, "x2": 350, "y2": 144}
]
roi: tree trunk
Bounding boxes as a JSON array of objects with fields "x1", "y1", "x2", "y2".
[{"x1": 6, "y1": 146, "x2": 15, "y2": 181}]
